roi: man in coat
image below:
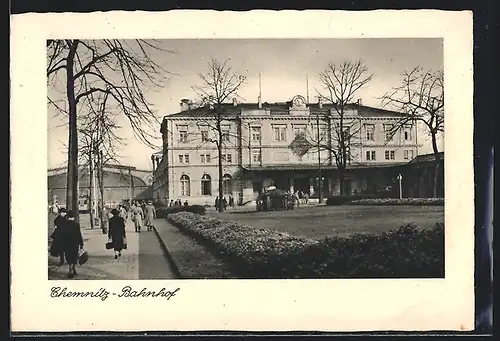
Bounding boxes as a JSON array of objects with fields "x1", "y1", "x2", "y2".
[{"x1": 144, "y1": 201, "x2": 156, "y2": 232}]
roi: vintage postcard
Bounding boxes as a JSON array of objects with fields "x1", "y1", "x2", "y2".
[{"x1": 10, "y1": 10, "x2": 474, "y2": 332}]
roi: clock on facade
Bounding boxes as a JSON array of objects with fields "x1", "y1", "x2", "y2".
[{"x1": 292, "y1": 95, "x2": 306, "y2": 107}]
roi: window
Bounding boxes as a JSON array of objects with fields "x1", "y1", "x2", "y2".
[
  {"x1": 404, "y1": 150, "x2": 415, "y2": 160},
  {"x1": 222, "y1": 125, "x2": 230, "y2": 142},
  {"x1": 201, "y1": 130, "x2": 209, "y2": 142},
  {"x1": 385, "y1": 150, "x2": 395, "y2": 160},
  {"x1": 273, "y1": 125, "x2": 287, "y2": 141},
  {"x1": 178, "y1": 154, "x2": 189, "y2": 164},
  {"x1": 366, "y1": 151, "x2": 376, "y2": 161},
  {"x1": 201, "y1": 174, "x2": 212, "y2": 196},
  {"x1": 403, "y1": 125, "x2": 413, "y2": 140},
  {"x1": 200, "y1": 154, "x2": 211, "y2": 163},
  {"x1": 178, "y1": 125, "x2": 188, "y2": 143},
  {"x1": 180, "y1": 174, "x2": 190, "y2": 196},
  {"x1": 312, "y1": 124, "x2": 327, "y2": 141},
  {"x1": 251, "y1": 126, "x2": 261, "y2": 141},
  {"x1": 365, "y1": 124, "x2": 375, "y2": 141},
  {"x1": 293, "y1": 125, "x2": 307, "y2": 137},
  {"x1": 252, "y1": 149, "x2": 262, "y2": 163},
  {"x1": 222, "y1": 174, "x2": 232, "y2": 195},
  {"x1": 384, "y1": 124, "x2": 394, "y2": 141},
  {"x1": 223, "y1": 154, "x2": 232, "y2": 163}
]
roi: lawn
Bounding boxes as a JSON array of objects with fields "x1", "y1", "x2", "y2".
[{"x1": 208, "y1": 205, "x2": 444, "y2": 239}]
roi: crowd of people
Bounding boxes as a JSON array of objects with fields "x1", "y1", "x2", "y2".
[
  {"x1": 214, "y1": 195, "x2": 235, "y2": 210},
  {"x1": 49, "y1": 200, "x2": 158, "y2": 278}
]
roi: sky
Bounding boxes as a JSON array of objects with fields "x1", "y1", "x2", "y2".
[{"x1": 47, "y1": 38, "x2": 443, "y2": 170}]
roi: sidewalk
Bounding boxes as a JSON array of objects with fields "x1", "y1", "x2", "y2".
[
  {"x1": 48, "y1": 218, "x2": 139, "y2": 280},
  {"x1": 153, "y1": 218, "x2": 234, "y2": 279}
]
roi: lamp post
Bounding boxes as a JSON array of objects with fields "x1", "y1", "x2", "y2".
[{"x1": 397, "y1": 173, "x2": 403, "y2": 199}]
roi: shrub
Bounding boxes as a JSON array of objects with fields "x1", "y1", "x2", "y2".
[
  {"x1": 325, "y1": 194, "x2": 384, "y2": 206},
  {"x1": 157, "y1": 205, "x2": 206, "y2": 219},
  {"x1": 348, "y1": 198, "x2": 444, "y2": 206},
  {"x1": 167, "y1": 212, "x2": 444, "y2": 278}
]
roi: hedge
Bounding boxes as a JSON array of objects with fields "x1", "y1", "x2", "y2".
[
  {"x1": 167, "y1": 212, "x2": 444, "y2": 278},
  {"x1": 325, "y1": 194, "x2": 388, "y2": 206},
  {"x1": 348, "y1": 198, "x2": 444, "y2": 206},
  {"x1": 156, "y1": 205, "x2": 206, "y2": 219}
]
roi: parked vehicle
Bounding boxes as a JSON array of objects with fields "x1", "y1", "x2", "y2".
[{"x1": 256, "y1": 188, "x2": 295, "y2": 212}]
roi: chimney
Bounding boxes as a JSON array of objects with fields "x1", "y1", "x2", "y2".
[
  {"x1": 232, "y1": 98, "x2": 238, "y2": 106},
  {"x1": 180, "y1": 98, "x2": 190, "y2": 111},
  {"x1": 318, "y1": 96, "x2": 323, "y2": 109},
  {"x1": 357, "y1": 98, "x2": 362, "y2": 106}
]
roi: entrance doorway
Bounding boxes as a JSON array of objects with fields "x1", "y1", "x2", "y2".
[
  {"x1": 252, "y1": 181, "x2": 263, "y2": 198},
  {"x1": 294, "y1": 177, "x2": 310, "y2": 194}
]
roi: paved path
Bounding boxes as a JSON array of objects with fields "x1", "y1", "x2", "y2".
[{"x1": 48, "y1": 215, "x2": 176, "y2": 280}]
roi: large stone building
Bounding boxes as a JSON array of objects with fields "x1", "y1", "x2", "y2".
[
  {"x1": 152, "y1": 95, "x2": 425, "y2": 205},
  {"x1": 48, "y1": 164, "x2": 153, "y2": 207}
]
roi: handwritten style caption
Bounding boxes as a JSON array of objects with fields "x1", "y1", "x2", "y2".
[{"x1": 50, "y1": 286, "x2": 180, "y2": 301}]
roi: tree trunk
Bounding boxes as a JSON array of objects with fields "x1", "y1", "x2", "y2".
[
  {"x1": 431, "y1": 132, "x2": 440, "y2": 198},
  {"x1": 217, "y1": 133, "x2": 224, "y2": 212},
  {"x1": 338, "y1": 170, "x2": 345, "y2": 196},
  {"x1": 99, "y1": 151, "x2": 105, "y2": 210},
  {"x1": 88, "y1": 151, "x2": 95, "y2": 229},
  {"x1": 65, "y1": 41, "x2": 80, "y2": 222}
]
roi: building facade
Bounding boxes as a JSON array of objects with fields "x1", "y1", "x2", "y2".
[
  {"x1": 152, "y1": 95, "x2": 423, "y2": 205},
  {"x1": 48, "y1": 164, "x2": 153, "y2": 207}
]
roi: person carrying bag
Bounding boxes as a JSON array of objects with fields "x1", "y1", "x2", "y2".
[{"x1": 108, "y1": 208, "x2": 126, "y2": 259}]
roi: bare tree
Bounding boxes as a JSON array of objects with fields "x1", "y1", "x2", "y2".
[
  {"x1": 316, "y1": 60, "x2": 373, "y2": 195},
  {"x1": 190, "y1": 58, "x2": 246, "y2": 212},
  {"x1": 380, "y1": 67, "x2": 444, "y2": 197},
  {"x1": 79, "y1": 92, "x2": 124, "y2": 228},
  {"x1": 47, "y1": 39, "x2": 170, "y2": 221}
]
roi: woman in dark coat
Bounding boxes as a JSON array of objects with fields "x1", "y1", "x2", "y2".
[
  {"x1": 57, "y1": 210, "x2": 84, "y2": 278},
  {"x1": 108, "y1": 208, "x2": 126, "y2": 259}
]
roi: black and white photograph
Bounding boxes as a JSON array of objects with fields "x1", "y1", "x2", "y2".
[
  {"x1": 11, "y1": 10, "x2": 473, "y2": 332},
  {"x1": 46, "y1": 38, "x2": 445, "y2": 280}
]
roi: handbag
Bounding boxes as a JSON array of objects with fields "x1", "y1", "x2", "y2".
[
  {"x1": 105, "y1": 239, "x2": 114, "y2": 250},
  {"x1": 122, "y1": 237, "x2": 128, "y2": 250},
  {"x1": 78, "y1": 248, "x2": 88, "y2": 265}
]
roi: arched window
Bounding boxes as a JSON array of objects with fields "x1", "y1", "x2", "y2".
[
  {"x1": 201, "y1": 174, "x2": 212, "y2": 196},
  {"x1": 222, "y1": 174, "x2": 233, "y2": 195},
  {"x1": 180, "y1": 174, "x2": 190, "y2": 196}
]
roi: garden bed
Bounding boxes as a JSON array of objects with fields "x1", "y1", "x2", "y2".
[
  {"x1": 167, "y1": 212, "x2": 444, "y2": 279},
  {"x1": 156, "y1": 205, "x2": 206, "y2": 219},
  {"x1": 348, "y1": 198, "x2": 444, "y2": 206}
]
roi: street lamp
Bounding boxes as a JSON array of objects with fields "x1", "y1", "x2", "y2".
[{"x1": 397, "y1": 173, "x2": 403, "y2": 199}]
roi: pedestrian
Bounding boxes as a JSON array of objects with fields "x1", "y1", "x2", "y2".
[
  {"x1": 50, "y1": 207, "x2": 68, "y2": 265},
  {"x1": 144, "y1": 201, "x2": 156, "y2": 232},
  {"x1": 132, "y1": 203, "x2": 144, "y2": 233},
  {"x1": 108, "y1": 208, "x2": 126, "y2": 259},
  {"x1": 119, "y1": 204, "x2": 128, "y2": 220},
  {"x1": 223, "y1": 197, "x2": 228, "y2": 210},
  {"x1": 169, "y1": 199, "x2": 174, "y2": 207},
  {"x1": 304, "y1": 192, "x2": 309, "y2": 204},
  {"x1": 214, "y1": 197, "x2": 219, "y2": 209},
  {"x1": 294, "y1": 191, "x2": 300, "y2": 207},
  {"x1": 183, "y1": 200, "x2": 189, "y2": 207},
  {"x1": 229, "y1": 195, "x2": 234, "y2": 208},
  {"x1": 58, "y1": 210, "x2": 84, "y2": 279},
  {"x1": 101, "y1": 205, "x2": 110, "y2": 234}
]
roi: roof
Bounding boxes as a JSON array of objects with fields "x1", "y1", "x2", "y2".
[
  {"x1": 165, "y1": 101, "x2": 405, "y2": 119},
  {"x1": 407, "y1": 152, "x2": 444, "y2": 165}
]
